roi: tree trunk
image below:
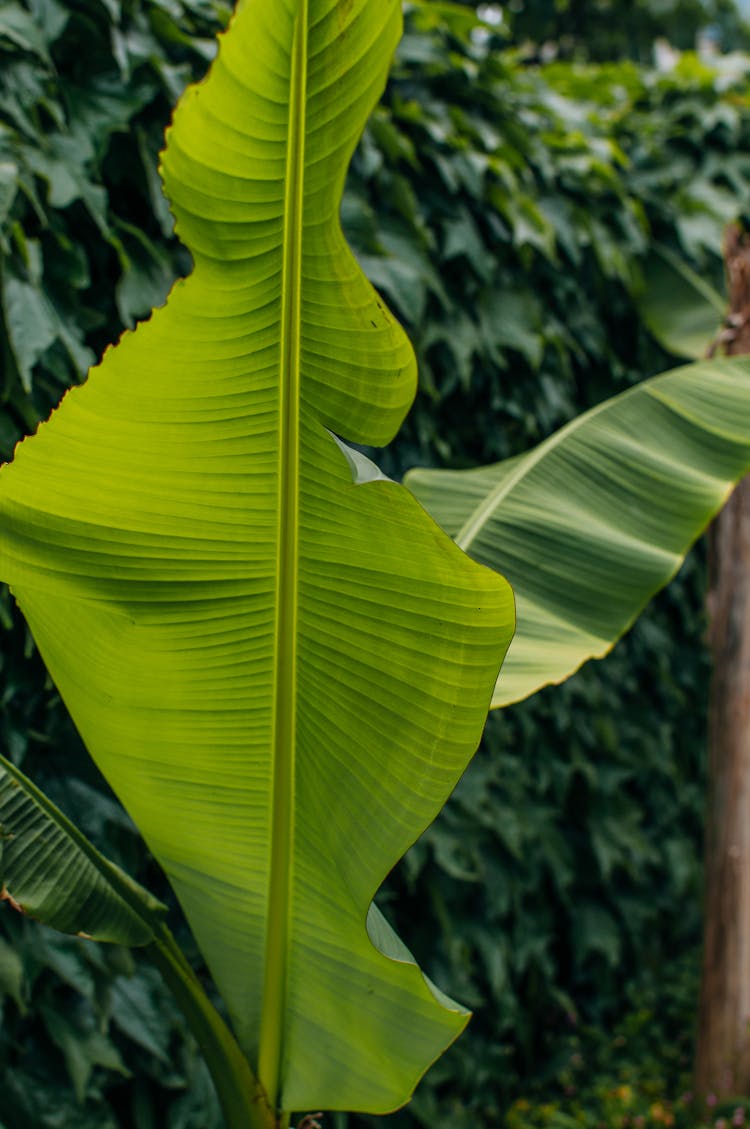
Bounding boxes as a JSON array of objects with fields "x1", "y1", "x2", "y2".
[{"x1": 695, "y1": 224, "x2": 750, "y2": 1097}]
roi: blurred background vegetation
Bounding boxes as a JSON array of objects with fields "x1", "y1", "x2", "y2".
[{"x1": 2, "y1": 0, "x2": 750, "y2": 1126}]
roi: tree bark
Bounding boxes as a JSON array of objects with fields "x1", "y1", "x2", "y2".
[{"x1": 695, "y1": 224, "x2": 750, "y2": 1097}]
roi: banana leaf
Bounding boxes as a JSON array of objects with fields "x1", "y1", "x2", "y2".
[
  {"x1": 0, "y1": 0, "x2": 514, "y2": 1116},
  {"x1": 406, "y1": 358, "x2": 750, "y2": 708},
  {"x1": 0, "y1": 751, "x2": 165, "y2": 943},
  {"x1": 640, "y1": 242, "x2": 725, "y2": 359}
]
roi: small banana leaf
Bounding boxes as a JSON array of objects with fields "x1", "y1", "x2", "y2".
[
  {"x1": 406, "y1": 358, "x2": 750, "y2": 708},
  {"x1": 640, "y1": 242, "x2": 726, "y2": 359},
  {"x1": 0, "y1": 752, "x2": 164, "y2": 943}
]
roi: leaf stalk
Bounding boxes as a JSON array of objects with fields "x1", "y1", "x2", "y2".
[{"x1": 146, "y1": 924, "x2": 276, "y2": 1129}]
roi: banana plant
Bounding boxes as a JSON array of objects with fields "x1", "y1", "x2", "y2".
[
  {"x1": 0, "y1": 0, "x2": 515, "y2": 1125},
  {"x1": 4, "y1": 0, "x2": 750, "y2": 1126}
]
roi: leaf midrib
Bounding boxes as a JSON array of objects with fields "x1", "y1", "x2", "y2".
[
  {"x1": 454, "y1": 392, "x2": 616, "y2": 552},
  {"x1": 454, "y1": 367, "x2": 737, "y2": 555},
  {"x1": 258, "y1": 2, "x2": 308, "y2": 1113}
]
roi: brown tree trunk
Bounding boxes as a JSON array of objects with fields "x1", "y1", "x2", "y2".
[{"x1": 695, "y1": 225, "x2": 750, "y2": 1097}]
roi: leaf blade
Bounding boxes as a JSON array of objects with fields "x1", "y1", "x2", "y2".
[
  {"x1": 0, "y1": 752, "x2": 165, "y2": 945},
  {"x1": 0, "y1": 0, "x2": 514, "y2": 1113},
  {"x1": 406, "y1": 357, "x2": 750, "y2": 708}
]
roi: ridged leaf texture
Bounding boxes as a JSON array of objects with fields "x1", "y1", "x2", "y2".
[
  {"x1": 0, "y1": 753, "x2": 165, "y2": 945},
  {"x1": 0, "y1": 0, "x2": 514, "y2": 1114},
  {"x1": 406, "y1": 358, "x2": 750, "y2": 708}
]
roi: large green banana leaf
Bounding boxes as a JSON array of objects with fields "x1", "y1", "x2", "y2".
[
  {"x1": 0, "y1": 0, "x2": 514, "y2": 1116},
  {"x1": 406, "y1": 358, "x2": 750, "y2": 708}
]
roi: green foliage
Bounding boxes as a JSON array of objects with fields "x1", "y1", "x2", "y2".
[
  {"x1": 502, "y1": 956, "x2": 750, "y2": 1129},
  {"x1": 1, "y1": 1, "x2": 749, "y2": 1125},
  {"x1": 504, "y1": 957, "x2": 702, "y2": 1129},
  {"x1": 347, "y1": 10, "x2": 652, "y2": 477},
  {"x1": 0, "y1": 0, "x2": 224, "y2": 449},
  {"x1": 348, "y1": 23, "x2": 750, "y2": 479},
  {"x1": 453, "y1": 0, "x2": 750, "y2": 60},
  {"x1": 0, "y1": 835, "x2": 226, "y2": 1129}
]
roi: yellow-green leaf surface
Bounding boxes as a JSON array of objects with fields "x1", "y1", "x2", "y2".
[
  {"x1": 406, "y1": 358, "x2": 750, "y2": 708},
  {"x1": 0, "y1": 752, "x2": 165, "y2": 944},
  {"x1": 0, "y1": 0, "x2": 514, "y2": 1115}
]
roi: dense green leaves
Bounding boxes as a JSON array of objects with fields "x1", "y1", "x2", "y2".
[
  {"x1": 0, "y1": 911, "x2": 227, "y2": 1129},
  {"x1": 0, "y1": 0, "x2": 221, "y2": 455},
  {"x1": 494, "y1": 0, "x2": 750, "y2": 60}
]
